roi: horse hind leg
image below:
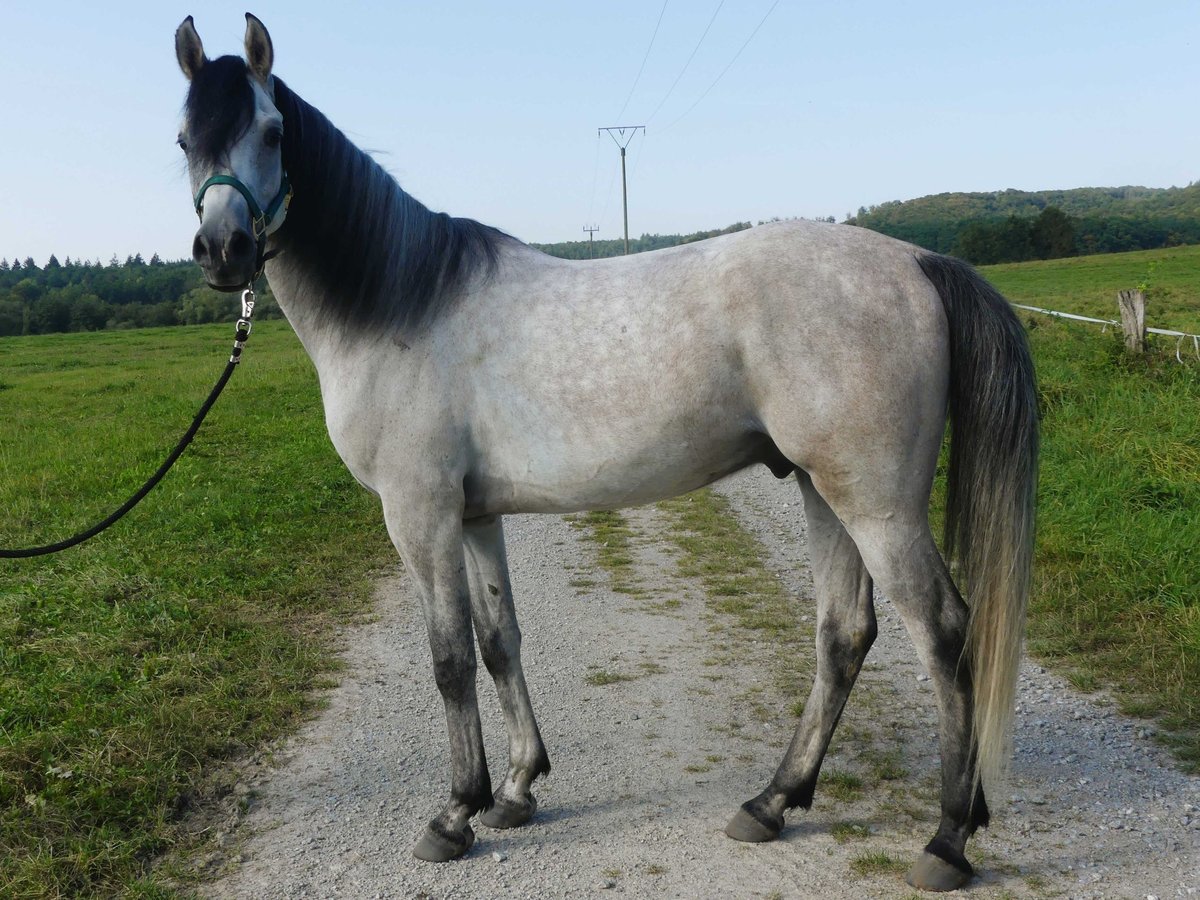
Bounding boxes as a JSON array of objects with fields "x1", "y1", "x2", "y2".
[
  {"x1": 834, "y1": 508, "x2": 988, "y2": 892},
  {"x1": 462, "y1": 516, "x2": 551, "y2": 829},
  {"x1": 726, "y1": 470, "x2": 877, "y2": 842}
]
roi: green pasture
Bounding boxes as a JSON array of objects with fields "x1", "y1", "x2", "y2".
[
  {"x1": 0, "y1": 322, "x2": 393, "y2": 896},
  {"x1": 1016, "y1": 319, "x2": 1199, "y2": 764},
  {"x1": 982, "y1": 242, "x2": 1200, "y2": 333},
  {"x1": 0, "y1": 245, "x2": 1197, "y2": 895}
]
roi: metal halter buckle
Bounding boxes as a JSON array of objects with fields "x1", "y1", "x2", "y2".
[{"x1": 230, "y1": 287, "x2": 257, "y2": 364}]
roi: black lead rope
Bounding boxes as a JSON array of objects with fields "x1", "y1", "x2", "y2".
[{"x1": 0, "y1": 289, "x2": 257, "y2": 559}]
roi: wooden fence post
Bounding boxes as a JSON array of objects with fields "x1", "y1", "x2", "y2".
[{"x1": 1117, "y1": 289, "x2": 1146, "y2": 353}]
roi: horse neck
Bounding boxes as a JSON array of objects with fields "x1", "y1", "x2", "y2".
[
  {"x1": 262, "y1": 79, "x2": 506, "y2": 362},
  {"x1": 262, "y1": 78, "x2": 410, "y2": 354}
]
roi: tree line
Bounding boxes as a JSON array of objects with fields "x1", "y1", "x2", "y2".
[
  {"x1": 951, "y1": 206, "x2": 1077, "y2": 265},
  {"x1": 0, "y1": 254, "x2": 279, "y2": 337}
]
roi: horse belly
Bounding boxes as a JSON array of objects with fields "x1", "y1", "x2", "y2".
[{"x1": 469, "y1": 421, "x2": 772, "y2": 516}]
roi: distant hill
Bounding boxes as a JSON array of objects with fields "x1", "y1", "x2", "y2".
[{"x1": 847, "y1": 184, "x2": 1200, "y2": 259}]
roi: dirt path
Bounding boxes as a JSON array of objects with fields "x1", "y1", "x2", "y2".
[{"x1": 202, "y1": 468, "x2": 1199, "y2": 899}]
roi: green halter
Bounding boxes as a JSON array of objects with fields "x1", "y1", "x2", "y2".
[{"x1": 193, "y1": 170, "x2": 293, "y2": 243}]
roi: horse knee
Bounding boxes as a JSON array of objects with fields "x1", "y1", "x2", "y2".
[
  {"x1": 477, "y1": 621, "x2": 520, "y2": 678},
  {"x1": 818, "y1": 616, "x2": 877, "y2": 683},
  {"x1": 430, "y1": 644, "x2": 477, "y2": 701}
]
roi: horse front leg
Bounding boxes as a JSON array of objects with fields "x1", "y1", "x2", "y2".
[
  {"x1": 463, "y1": 515, "x2": 551, "y2": 829},
  {"x1": 383, "y1": 496, "x2": 491, "y2": 862}
]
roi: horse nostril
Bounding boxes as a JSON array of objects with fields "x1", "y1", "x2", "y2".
[
  {"x1": 192, "y1": 233, "x2": 210, "y2": 264},
  {"x1": 228, "y1": 229, "x2": 254, "y2": 261}
]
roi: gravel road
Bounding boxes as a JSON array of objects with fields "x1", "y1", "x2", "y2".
[{"x1": 202, "y1": 468, "x2": 1199, "y2": 899}]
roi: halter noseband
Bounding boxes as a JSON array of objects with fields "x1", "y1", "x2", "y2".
[{"x1": 193, "y1": 170, "x2": 293, "y2": 284}]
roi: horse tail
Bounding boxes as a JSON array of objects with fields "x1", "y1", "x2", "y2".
[{"x1": 917, "y1": 252, "x2": 1039, "y2": 794}]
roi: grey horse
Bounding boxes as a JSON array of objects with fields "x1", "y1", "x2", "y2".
[{"x1": 174, "y1": 14, "x2": 1037, "y2": 892}]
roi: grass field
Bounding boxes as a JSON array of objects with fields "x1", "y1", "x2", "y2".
[
  {"x1": 0, "y1": 321, "x2": 394, "y2": 896},
  {"x1": 983, "y1": 242, "x2": 1200, "y2": 334},
  {"x1": 987, "y1": 246, "x2": 1200, "y2": 767},
  {"x1": 0, "y1": 245, "x2": 1197, "y2": 895}
]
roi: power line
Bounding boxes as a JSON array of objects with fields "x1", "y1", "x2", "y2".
[
  {"x1": 661, "y1": 0, "x2": 781, "y2": 133},
  {"x1": 644, "y1": 0, "x2": 726, "y2": 124},
  {"x1": 616, "y1": 0, "x2": 670, "y2": 121}
]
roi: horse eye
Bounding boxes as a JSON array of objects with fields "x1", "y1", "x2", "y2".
[
  {"x1": 264, "y1": 129, "x2": 283, "y2": 148},
  {"x1": 177, "y1": 138, "x2": 189, "y2": 153}
]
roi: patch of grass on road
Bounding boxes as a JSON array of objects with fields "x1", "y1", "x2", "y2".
[
  {"x1": 584, "y1": 668, "x2": 635, "y2": 686},
  {"x1": 0, "y1": 323, "x2": 393, "y2": 896},
  {"x1": 569, "y1": 510, "x2": 644, "y2": 596},
  {"x1": 831, "y1": 822, "x2": 871, "y2": 843},
  {"x1": 848, "y1": 851, "x2": 908, "y2": 878},
  {"x1": 822, "y1": 770, "x2": 865, "y2": 803},
  {"x1": 656, "y1": 489, "x2": 814, "y2": 700}
]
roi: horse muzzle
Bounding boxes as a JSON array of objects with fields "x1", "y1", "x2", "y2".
[{"x1": 193, "y1": 221, "x2": 259, "y2": 292}]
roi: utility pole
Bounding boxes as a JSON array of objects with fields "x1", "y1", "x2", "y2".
[
  {"x1": 583, "y1": 224, "x2": 599, "y2": 258},
  {"x1": 598, "y1": 125, "x2": 644, "y2": 255}
]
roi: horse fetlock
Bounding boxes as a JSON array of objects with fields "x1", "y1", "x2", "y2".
[
  {"x1": 451, "y1": 772, "x2": 494, "y2": 819},
  {"x1": 529, "y1": 744, "x2": 552, "y2": 781},
  {"x1": 969, "y1": 786, "x2": 990, "y2": 831}
]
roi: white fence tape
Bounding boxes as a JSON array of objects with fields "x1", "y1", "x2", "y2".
[{"x1": 1013, "y1": 303, "x2": 1200, "y2": 362}]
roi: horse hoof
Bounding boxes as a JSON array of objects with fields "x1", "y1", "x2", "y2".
[
  {"x1": 724, "y1": 806, "x2": 782, "y2": 843},
  {"x1": 479, "y1": 794, "x2": 537, "y2": 829},
  {"x1": 412, "y1": 823, "x2": 475, "y2": 862},
  {"x1": 905, "y1": 851, "x2": 973, "y2": 892}
]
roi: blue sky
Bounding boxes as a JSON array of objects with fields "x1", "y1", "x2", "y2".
[{"x1": 2, "y1": 1, "x2": 1198, "y2": 265}]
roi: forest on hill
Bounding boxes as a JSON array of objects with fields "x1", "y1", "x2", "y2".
[{"x1": 848, "y1": 183, "x2": 1200, "y2": 262}]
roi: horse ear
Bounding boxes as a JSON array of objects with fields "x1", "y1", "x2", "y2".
[
  {"x1": 175, "y1": 16, "x2": 207, "y2": 81},
  {"x1": 244, "y1": 13, "x2": 274, "y2": 82}
]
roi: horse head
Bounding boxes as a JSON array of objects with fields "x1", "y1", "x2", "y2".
[{"x1": 175, "y1": 14, "x2": 291, "y2": 291}]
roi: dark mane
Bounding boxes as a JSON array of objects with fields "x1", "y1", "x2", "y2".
[
  {"x1": 270, "y1": 76, "x2": 506, "y2": 333},
  {"x1": 184, "y1": 58, "x2": 507, "y2": 333},
  {"x1": 184, "y1": 56, "x2": 255, "y2": 167}
]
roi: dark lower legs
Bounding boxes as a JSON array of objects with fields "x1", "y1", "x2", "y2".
[{"x1": 463, "y1": 516, "x2": 550, "y2": 829}]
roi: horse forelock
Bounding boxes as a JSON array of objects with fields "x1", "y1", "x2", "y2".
[
  {"x1": 183, "y1": 55, "x2": 255, "y2": 167},
  {"x1": 270, "y1": 76, "x2": 507, "y2": 335}
]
